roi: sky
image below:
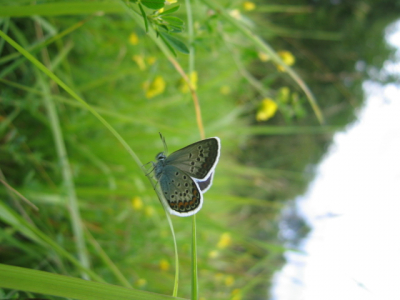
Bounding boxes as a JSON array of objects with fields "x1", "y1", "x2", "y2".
[{"x1": 271, "y1": 20, "x2": 400, "y2": 300}]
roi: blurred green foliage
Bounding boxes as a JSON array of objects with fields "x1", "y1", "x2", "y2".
[{"x1": 0, "y1": 0, "x2": 398, "y2": 299}]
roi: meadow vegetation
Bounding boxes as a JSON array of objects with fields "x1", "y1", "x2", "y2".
[{"x1": 0, "y1": 0, "x2": 398, "y2": 299}]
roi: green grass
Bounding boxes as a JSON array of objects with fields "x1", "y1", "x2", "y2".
[{"x1": 0, "y1": 1, "x2": 329, "y2": 299}]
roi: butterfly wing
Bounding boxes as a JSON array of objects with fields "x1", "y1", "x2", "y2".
[
  {"x1": 165, "y1": 137, "x2": 221, "y2": 180},
  {"x1": 159, "y1": 165, "x2": 203, "y2": 217},
  {"x1": 195, "y1": 172, "x2": 214, "y2": 193}
]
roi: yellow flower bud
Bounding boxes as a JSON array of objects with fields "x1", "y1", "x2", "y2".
[{"x1": 256, "y1": 98, "x2": 278, "y2": 121}]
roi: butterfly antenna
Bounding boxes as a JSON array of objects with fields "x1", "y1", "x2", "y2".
[{"x1": 159, "y1": 132, "x2": 168, "y2": 154}]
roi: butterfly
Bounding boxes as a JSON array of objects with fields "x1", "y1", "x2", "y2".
[{"x1": 152, "y1": 134, "x2": 221, "y2": 217}]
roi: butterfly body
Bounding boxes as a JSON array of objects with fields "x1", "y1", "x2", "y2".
[{"x1": 153, "y1": 137, "x2": 220, "y2": 217}]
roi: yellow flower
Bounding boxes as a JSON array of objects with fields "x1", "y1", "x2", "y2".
[
  {"x1": 131, "y1": 196, "x2": 143, "y2": 210},
  {"x1": 217, "y1": 232, "x2": 232, "y2": 249},
  {"x1": 220, "y1": 85, "x2": 231, "y2": 95},
  {"x1": 225, "y1": 275, "x2": 235, "y2": 287},
  {"x1": 132, "y1": 55, "x2": 146, "y2": 71},
  {"x1": 159, "y1": 0, "x2": 178, "y2": 12},
  {"x1": 179, "y1": 71, "x2": 197, "y2": 93},
  {"x1": 276, "y1": 50, "x2": 295, "y2": 72},
  {"x1": 256, "y1": 98, "x2": 278, "y2": 121},
  {"x1": 136, "y1": 278, "x2": 147, "y2": 287},
  {"x1": 258, "y1": 52, "x2": 270, "y2": 62},
  {"x1": 243, "y1": 1, "x2": 256, "y2": 11},
  {"x1": 143, "y1": 76, "x2": 166, "y2": 98},
  {"x1": 129, "y1": 33, "x2": 139, "y2": 45},
  {"x1": 159, "y1": 259, "x2": 170, "y2": 271}
]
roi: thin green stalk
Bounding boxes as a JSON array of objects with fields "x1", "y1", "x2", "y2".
[
  {"x1": 85, "y1": 228, "x2": 132, "y2": 288},
  {"x1": 191, "y1": 215, "x2": 198, "y2": 300},
  {"x1": 184, "y1": 1, "x2": 199, "y2": 299},
  {"x1": 165, "y1": 211, "x2": 179, "y2": 298},
  {"x1": 0, "y1": 17, "x2": 9, "y2": 55},
  {"x1": 185, "y1": 0, "x2": 195, "y2": 72},
  {"x1": 149, "y1": 182, "x2": 180, "y2": 297},
  {"x1": 37, "y1": 74, "x2": 90, "y2": 279},
  {"x1": 0, "y1": 178, "x2": 38, "y2": 212}
]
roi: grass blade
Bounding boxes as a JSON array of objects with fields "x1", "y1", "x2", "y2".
[
  {"x1": 0, "y1": 2, "x2": 124, "y2": 17},
  {"x1": 0, "y1": 264, "x2": 187, "y2": 300},
  {"x1": 37, "y1": 68, "x2": 90, "y2": 278}
]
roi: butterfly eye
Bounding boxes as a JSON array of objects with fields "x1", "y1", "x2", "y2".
[{"x1": 156, "y1": 152, "x2": 166, "y2": 160}]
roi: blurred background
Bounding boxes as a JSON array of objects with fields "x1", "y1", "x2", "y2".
[{"x1": 0, "y1": 0, "x2": 399, "y2": 299}]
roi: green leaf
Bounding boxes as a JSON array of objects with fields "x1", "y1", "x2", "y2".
[
  {"x1": 141, "y1": 0, "x2": 164, "y2": 10},
  {"x1": 168, "y1": 26, "x2": 183, "y2": 33},
  {"x1": 159, "y1": 24, "x2": 169, "y2": 32},
  {"x1": 159, "y1": 32, "x2": 189, "y2": 54},
  {"x1": 158, "y1": 5, "x2": 180, "y2": 16},
  {"x1": 138, "y1": 3, "x2": 148, "y2": 32},
  {"x1": 162, "y1": 16, "x2": 184, "y2": 27},
  {"x1": 159, "y1": 32, "x2": 177, "y2": 57}
]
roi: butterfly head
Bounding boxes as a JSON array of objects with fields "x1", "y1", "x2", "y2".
[{"x1": 156, "y1": 152, "x2": 166, "y2": 161}]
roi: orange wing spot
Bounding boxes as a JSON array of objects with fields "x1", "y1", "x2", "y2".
[{"x1": 193, "y1": 189, "x2": 198, "y2": 196}]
